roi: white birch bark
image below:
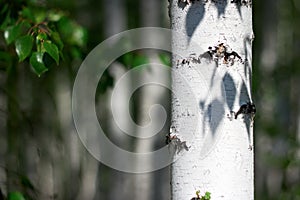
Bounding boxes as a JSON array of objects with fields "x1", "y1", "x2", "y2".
[{"x1": 170, "y1": 1, "x2": 254, "y2": 199}]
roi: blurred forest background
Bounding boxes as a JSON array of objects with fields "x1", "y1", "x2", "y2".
[{"x1": 0, "y1": 0, "x2": 299, "y2": 200}]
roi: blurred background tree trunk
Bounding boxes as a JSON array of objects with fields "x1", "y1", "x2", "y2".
[
  {"x1": 132, "y1": 1, "x2": 170, "y2": 200},
  {"x1": 101, "y1": 0, "x2": 134, "y2": 199},
  {"x1": 254, "y1": 0, "x2": 300, "y2": 199}
]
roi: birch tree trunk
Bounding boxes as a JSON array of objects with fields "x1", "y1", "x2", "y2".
[{"x1": 170, "y1": 0, "x2": 254, "y2": 199}]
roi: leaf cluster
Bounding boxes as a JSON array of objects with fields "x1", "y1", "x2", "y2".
[{"x1": 0, "y1": 0, "x2": 87, "y2": 76}]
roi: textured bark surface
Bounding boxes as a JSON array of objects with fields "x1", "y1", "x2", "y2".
[{"x1": 170, "y1": 1, "x2": 254, "y2": 199}]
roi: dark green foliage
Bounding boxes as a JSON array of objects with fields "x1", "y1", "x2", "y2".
[
  {"x1": 202, "y1": 192, "x2": 211, "y2": 200},
  {"x1": 29, "y1": 52, "x2": 48, "y2": 76},
  {"x1": 191, "y1": 190, "x2": 211, "y2": 200},
  {"x1": 120, "y1": 51, "x2": 149, "y2": 69},
  {"x1": 0, "y1": 0, "x2": 87, "y2": 76},
  {"x1": 159, "y1": 52, "x2": 171, "y2": 67},
  {"x1": 15, "y1": 35, "x2": 34, "y2": 61},
  {"x1": 43, "y1": 41, "x2": 59, "y2": 65},
  {"x1": 4, "y1": 23, "x2": 27, "y2": 45},
  {"x1": 253, "y1": 0, "x2": 300, "y2": 199},
  {"x1": 0, "y1": 1, "x2": 89, "y2": 198},
  {"x1": 7, "y1": 192, "x2": 25, "y2": 200}
]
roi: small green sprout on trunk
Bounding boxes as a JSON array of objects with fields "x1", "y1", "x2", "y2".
[{"x1": 191, "y1": 190, "x2": 211, "y2": 200}]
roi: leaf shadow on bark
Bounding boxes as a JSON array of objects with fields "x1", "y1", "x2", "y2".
[
  {"x1": 198, "y1": 82, "x2": 225, "y2": 157},
  {"x1": 177, "y1": 0, "x2": 188, "y2": 9},
  {"x1": 223, "y1": 72, "x2": 236, "y2": 111},
  {"x1": 241, "y1": 36, "x2": 254, "y2": 144},
  {"x1": 199, "y1": 67, "x2": 225, "y2": 139},
  {"x1": 199, "y1": 99, "x2": 225, "y2": 137},
  {"x1": 239, "y1": 80, "x2": 252, "y2": 142},
  {"x1": 231, "y1": 1, "x2": 243, "y2": 19},
  {"x1": 184, "y1": 0, "x2": 248, "y2": 47},
  {"x1": 185, "y1": 2, "x2": 205, "y2": 44},
  {"x1": 239, "y1": 77, "x2": 251, "y2": 105},
  {"x1": 222, "y1": 71, "x2": 252, "y2": 144},
  {"x1": 201, "y1": 71, "x2": 252, "y2": 144},
  {"x1": 185, "y1": 0, "x2": 230, "y2": 45},
  {"x1": 209, "y1": 99, "x2": 225, "y2": 136},
  {"x1": 211, "y1": 0, "x2": 228, "y2": 17},
  {"x1": 243, "y1": 36, "x2": 252, "y2": 83}
]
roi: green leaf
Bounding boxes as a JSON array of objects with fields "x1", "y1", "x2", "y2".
[
  {"x1": 15, "y1": 35, "x2": 34, "y2": 62},
  {"x1": 203, "y1": 192, "x2": 211, "y2": 200},
  {"x1": 58, "y1": 17, "x2": 87, "y2": 46},
  {"x1": 50, "y1": 31, "x2": 64, "y2": 50},
  {"x1": 36, "y1": 32, "x2": 48, "y2": 41},
  {"x1": 43, "y1": 41, "x2": 59, "y2": 65},
  {"x1": 159, "y1": 53, "x2": 171, "y2": 66},
  {"x1": 43, "y1": 52, "x2": 56, "y2": 68},
  {"x1": 4, "y1": 24, "x2": 22, "y2": 44},
  {"x1": 30, "y1": 52, "x2": 48, "y2": 76},
  {"x1": 4, "y1": 21, "x2": 31, "y2": 44},
  {"x1": 35, "y1": 33, "x2": 48, "y2": 52},
  {"x1": 20, "y1": 7, "x2": 35, "y2": 22},
  {"x1": 7, "y1": 191, "x2": 25, "y2": 200},
  {"x1": 57, "y1": 17, "x2": 73, "y2": 40}
]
